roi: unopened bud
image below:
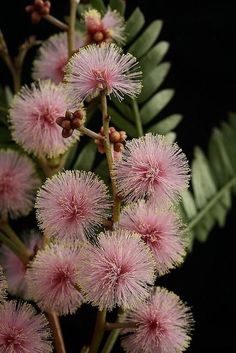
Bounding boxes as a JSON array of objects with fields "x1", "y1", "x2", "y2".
[
  {"x1": 114, "y1": 142, "x2": 124, "y2": 153},
  {"x1": 71, "y1": 117, "x2": 82, "y2": 129},
  {"x1": 61, "y1": 120, "x2": 71, "y2": 130},
  {"x1": 110, "y1": 131, "x2": 120, "y2": 143},
  {"x1": 62, "y1": 128, "x2": 73, "y2": 138}
]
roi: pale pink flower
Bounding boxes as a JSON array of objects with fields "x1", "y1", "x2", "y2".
[
  {"x1": 10, "y1": 80, "x2": 79, "y2": 158},
  {"x1": 0, "y1": 266, "x2": 7, "y2": 302},
  {"x1": 119, "y1": 200, "x2": 187, "y2": 275},
  {"x1": 26, "y1": 242, "x2": 83, "y2": 316},
  {"x1": 114, "y1": 134, "x2": 190, "y2": 204},
  {"x1": 33, "y1": 32, "x2": 84, "y2": 84},
  {"x1": 78, "y1": 230, "x2": 155, "y2": 310},
  {"x1": 0, "y1": 300, "x2": 52, "y2": 353},
  {"x1": 35, "y1": 170, "x2": 110, "y2": 241},
  {"x1": 0, "y1": 231, "x2": 42, "y2": 298},
  {"x1": 84, "y1": 8, "x2": 125, "y2": 45},
  {"x1": 122, "y1": 287, "x2": 193, "y2": 353},
  {"x1": 64, "y1": 43, "x2": 142, "y2": 103},
  {"x1": 0, "y1": 149, "x2": 40, "y2": 219}
]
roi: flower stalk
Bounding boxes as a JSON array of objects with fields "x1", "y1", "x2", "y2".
[
  {"x1": 46, "y1": 312, "x2": 67, "y2": 353},
  {"x1": 45, "y1": 14, "x2": 68, "y2": 31},
  {"x1": 89, "y1": 309, "x2": 107, "y2": 353},
  {"x1": 67, "y1": 0, "x2": 78, "y2": 57}
]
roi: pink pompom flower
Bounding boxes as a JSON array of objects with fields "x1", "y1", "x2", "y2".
[
  {"x1": 121, "y1": 287, "x2": 193, "y2": 353},
  {"x1": 78, "y1": 229, "x2": 155, "y2": 310},
  {"x1": 26, "y1": 242, "x2": 83, "y2": 316},
  {"x1": 0, "y1": 266, "x2": 7, "y2": 302},
  {"x1": 35, "y1": 170, "x2": 110, "y2": 241},
  {"x1": 0, "y1": 230, "x2": 42, "y2": 298},
  {"x1": 114, "y1": 134, "x2": 190, "y2": 204},
  {"x1": 119, "y1": 200, "x2": 187, "y2": 275},
  {"x1": 10, "y1": 80, "x2": 80, "y2": 158},
  {"x1": 84, "y1": 8, "x2": 125, "y2": 45},
  {"x1": 0, "y1": 149, "x2": 40, "y2": 219},
  {"x1": 33, "y1": 32, "x2": 84, "y2": 84},
  {"x1": 64, "y1": 43, "x2": 142, "y2": 103},
  {"x1": 0, "y1": 301, "x2": 52, "y2": 353}
]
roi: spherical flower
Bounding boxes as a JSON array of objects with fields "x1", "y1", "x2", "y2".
[
  {"x1": 0, "y1": 266, "x2": 7, "y2": 302},
  {"x1": 121, "y1": 287, "x2": 193, "y2": 353},
  {"x1": 64, "y1": 43, "x2": 142, "y2": 103},
  {"x1": 10, "y1": 80, "x2": 80, "y2": 158},
  {"x1": 0, "y1": 231, "x2": 43, "y2": 298},
  {"x1": 26, "y1": 242, "x2": 83, "y2": 316},
  {"x1": 119, "y1": 200, "x2": 187, "y2": 275},
  {"x1": 78, "y1": 229, "x2": 155, "y2": 310},
  {"x1": 33, "y1": 32, "x2": 84, "y2": 84},
  {"x1": 0, "y1": 149, "x2": 40, "y2": 219},
  {"x1": 84, "y1": 8, "x2": 125, "y2": 45},
  {"x1": 35, "y1": 170, "x2": 110, "y2": 241},
  {"x1": 114, "y1": 134, "x2": 190, "y2": 204},
  {"x1": 0, "y1": 300, "x2": 52, "y2": 353}
]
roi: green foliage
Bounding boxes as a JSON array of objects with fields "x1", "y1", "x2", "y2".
[{"x1": 181, "y1": 115, "x2": 236, "y2": 247}]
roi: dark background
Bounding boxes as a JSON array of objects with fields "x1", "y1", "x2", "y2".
[{"x1": 1, "y1": 1, "x2": 236, "y2": 352}]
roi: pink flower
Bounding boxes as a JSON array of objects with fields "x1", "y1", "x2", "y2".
[
  {"x1": 64, "y1": 43, "x2": 142, "y2": 103},
  {"x1": 33, "y1": 32, "x2": 84, "y2": 84},
  {"x1": 78, "y1": 230, "x2": 155, "y2": 310},
  {"x1": 10, "y1": 80, "x2": 80, "y2": 158},
  {"x1": 0, "y1": 231, "x2": 42, "y2": 298},
  {"x1": 84, "y1": 8, "x2": 125, "y2": 45},
  {"x1": 121, "y1": 287, "x2": 193, "y2": 353},
  {"x1": 26, "y1": 242, "x2": 83, "y2": 316},
  {"x1": 119, "y1": 200, "x2": 187, "y2": 275},
  {"x1": 114, "y1": 134, "x2": 190, "y2": 204},
  {"x1": 35, "y1": 170, "x2": 110, "y2": 241},
  {"x1": 0, "y1": 301, "x2": 52, "y2": 353},
  {"x1": 0, "y1": 149, "x2": 40, "y2": 219},
  {"x1": 0, "y1": 266, "x2": 7, "y2": 302}
]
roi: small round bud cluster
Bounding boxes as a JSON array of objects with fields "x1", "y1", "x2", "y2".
[
  {"x1": 56, "y1": 110, "x2": 85, "y2": 138},
  {"x1": 25, "y1": 0, "x2": 51, "y2": 24},
  {"x1": 95, "y1": 126, "x2": 127, "y2": 154}
]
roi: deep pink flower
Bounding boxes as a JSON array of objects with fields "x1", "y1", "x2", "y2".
[
  {"x1": 0, "y1": 266, "x2": 7, "y2": 302},
  {"x1": 64, "y1": 43, "x2": 142, "y2": 103},
  {"x1": 122, "y1": 287, "x2": 193, "y2": 353},
  {"x1": 33, "y1": 32, "x2": 84, "y2": 84},
  {"x1": 26, "y1": 242, "x2": 83, "y2": 316},
  {"x1": 0, "y1": 149, "x2": 40, "y2": 219},
  {"x1": 78, "y1": 230, "x2": 155, "y2": 310},
  {"x1": 84, "y1": 8, "x2": 125, "y2": 45},
  {"x1": 119, "y1": 200, "x2": 187, "y2": 275},
  {"x1": 0, "y1": 231, "x2": 42, "y2": 298},
  {"x1": 114, "y1": 134, "x2": 190, "y2": 204},
  {"x1": 0, "y1": 301, "x2": 52, "y2": 353},
  {"x1": 10, "y1": 80, "x2": 79, "y2": 158},
  {"x1": 35, "y1": 170, "x2": 110, "y2": 241}
]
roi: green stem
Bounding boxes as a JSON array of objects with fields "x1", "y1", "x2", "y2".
[
  {"x1": 90, "y1": 309, "x2": 107, "y2": 353},
  {"x1": 186, "y1": 176, "x2": 236, "y2": 232},
  {"x1": 46, "y1": 312, "x2": 67, "y2": 353},
  {"x1": 105, "y1": 322, "x2": 136, "y2": 330},
  {"x1": 79, "y1": 126, "x2": 104, "y2": 141},
  {"x1": 0, "y1": 231, "x2": 29, "y2": 265},
  {"x1": 101, "y1": 311, "x2": 126, "y2": 353},
  {"x1": 131, "y1": 98, "x2": 143, "y2": 137},
  {"x1": 44, "y1": 14, "x2": 68, "y2": 31},
  {"x1": 67, "y1": 0, "x2": 77, "y2": 57}
]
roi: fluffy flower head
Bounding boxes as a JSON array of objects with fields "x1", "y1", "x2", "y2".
[
  {"x1": 35, "y1": 170, "x2": 110, "y2": 241},
  {"x1": 114, "y1": 134, "x2": 190, "y2": 204},
  {"x1": 0, "y1": 150, "x2": 40, "y2": 219},
  {"x1": 64, "y1": 43, "x2": 142, "y2": 103},
  {"x1": 26, "y1": 242, "x2": 83, "y2": 316},
  {"x1": 0, "y1": 231, "x2": 42, "y2": 298},
  {"x1": 119, "y1": 200, "x2": 187, "y2": 275},
  {"x1": 84, "y1": 8, "x2": 125, "y2": 45},
  {"x1": 10, "y1": 80, "x2": 79, "y2": 158},
  {"x1": 78, "y1": 229, "x2": 155, "y2": 310},
  {"x1": 122, "y1": 287, "x2": 193, "y2": 353},
  {"x1": 33, "y1": 32, "x2": 84, "y2": 84},
  {"x1": 0, "y1": 301, "x2": 52, "y2": 353}
]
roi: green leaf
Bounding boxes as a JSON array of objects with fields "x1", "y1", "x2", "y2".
[
  {"x1": 64, "y1": 143, "x2": 78, "y2": 170},
  {"x1": 5, "y1": 87, "x2": 13, "y2": 106},
  {"x1": 108, "y1": 107, "x2": 137, "y2": 137},
  {"x1": 73, "y1": 141, "x2": 97, "y2": 171},
  {"x1": 139, "y1": 41, "x2": 170, "y2": 76},
  {"x1": 138, "y1": 62, "x2": 171, "y2": 103},
  {"x1": 111, "y1": 97, "x2": 133, "y2": 121},
  {"x1": 147, "y1": 114, "x2": 183, "y2": 134},
  {"x1": 128, "y1": 20, "x2": 163, "y2": 59},
  {"x1": 95, "y1": 158, "x2": 109, "y2": 183},
  {"x1": 77, "y1": 3, "x2": 91, "y2": 16},
  {"x1": 90, "y1": 0, "x2": 106, "y2": 12},
  {"x1": 125, "y1": 8, "x2": 145, "y2": 45},
  {"x1": 140, "y1": 89, "x2": 175, "y2": 125},
  {"x1": 109, "y1": 0, "x2": 125, "y2": 15}
]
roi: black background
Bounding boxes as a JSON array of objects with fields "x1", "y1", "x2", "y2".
[{"x1": 1, "y1": 1, "x2": 236, "y2": 352}]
